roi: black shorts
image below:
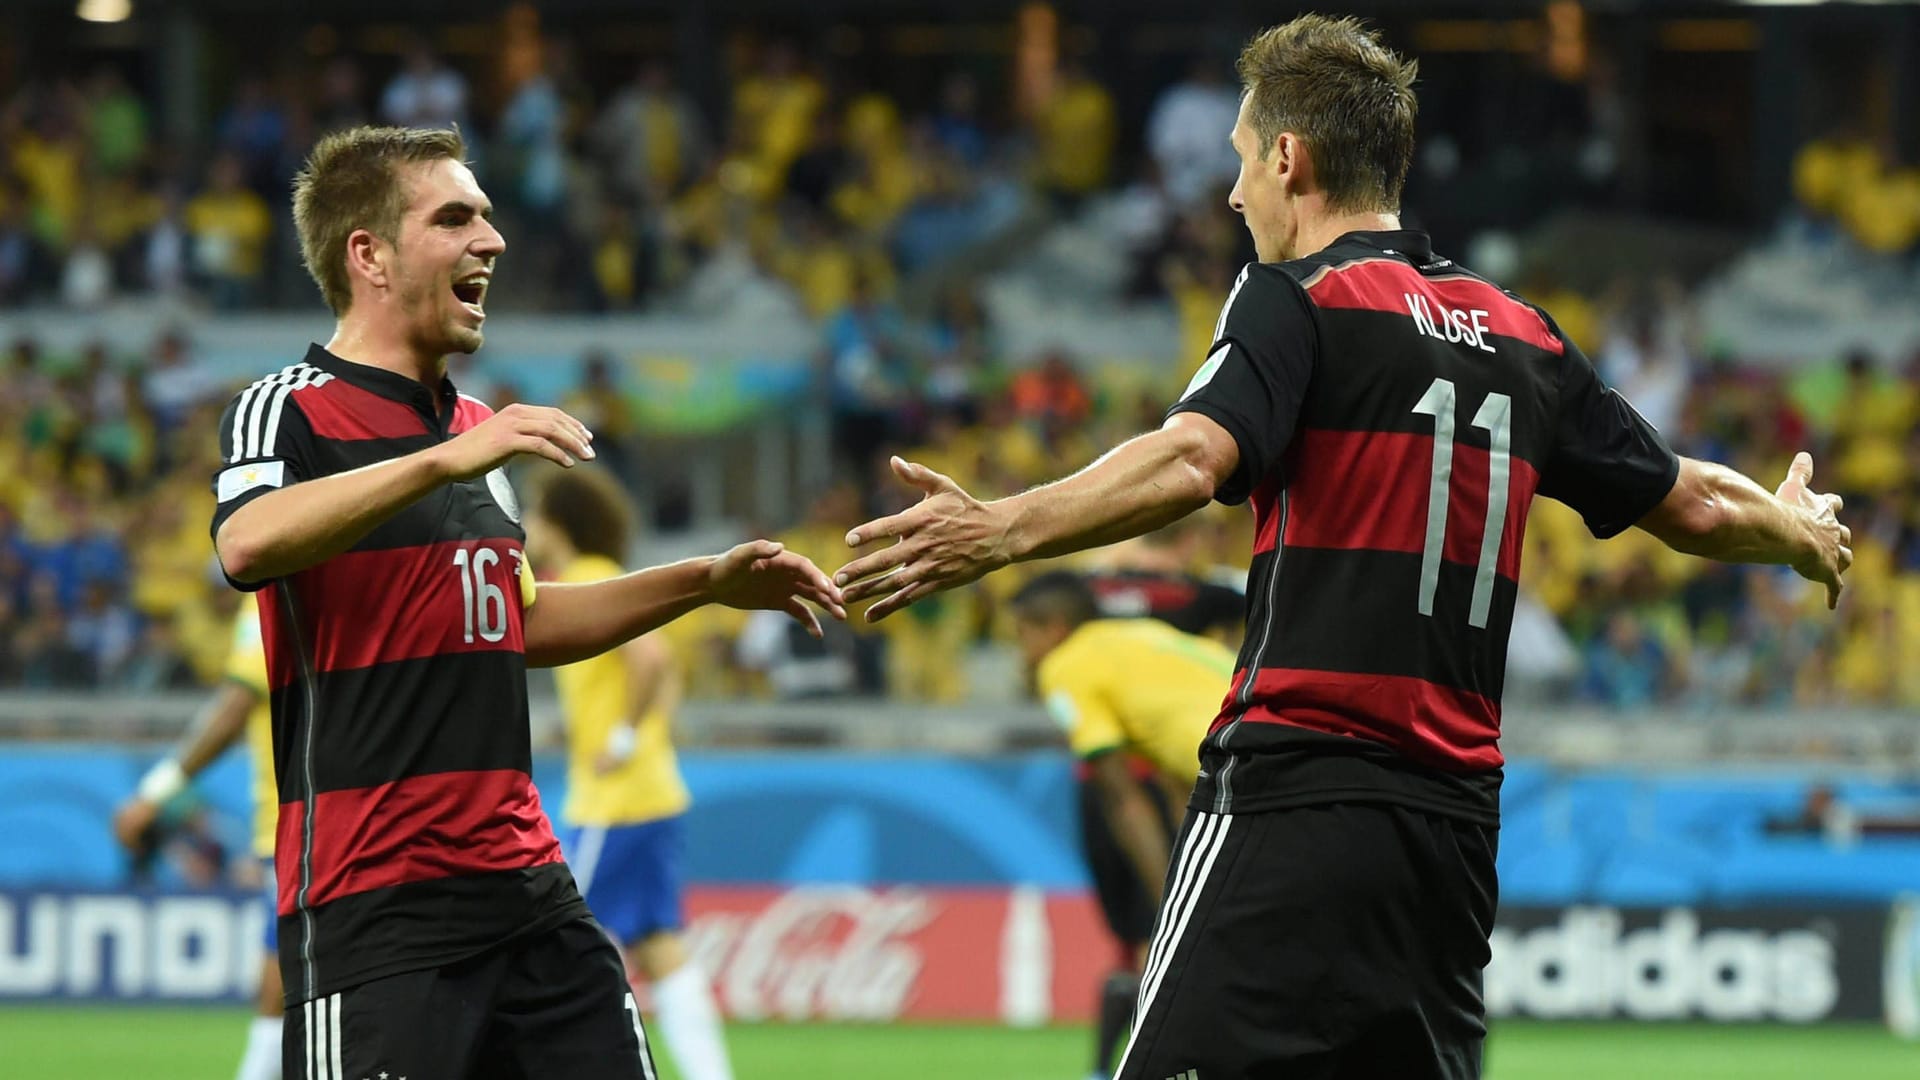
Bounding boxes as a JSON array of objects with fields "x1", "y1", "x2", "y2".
[
  {"x1": 1116, "y1": 802, "x2": 1497, "y2": 1080},
  {"x1": 1078, "y1": 772, "x2": 1177, "y2": 948},
  {"x1": 283, "y1": 915, "x2": 655, "y2": 1080}
]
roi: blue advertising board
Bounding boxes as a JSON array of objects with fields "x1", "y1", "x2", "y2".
[{"x1": 2, "y1": 745, "x2": 1918, "y2": 902}]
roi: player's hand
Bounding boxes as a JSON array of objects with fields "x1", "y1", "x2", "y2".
[
  {"x1": 834, "y1": 456, "x2": 1013, "y2": 622},
  {"x1": 1776, "y1": 451, "x2": 1851, "y2": 609},
  {"x1": 432, "y1": 403, "x2": 595, "y2": 480},
  {"x1": 111, "y1": 797, "x2": 160, "y2": 852},
  {"x1": 707, "y1": 540, "x2": 847, "y2": 637}
]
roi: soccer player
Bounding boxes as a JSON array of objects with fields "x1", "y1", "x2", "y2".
[
  {"x1": 835, "y1": 16, "x2": 1850, "y2": 1079},
  {"x1": 524, "y1": 467, "x2": 734, "y2": 1080},
  {"x1": 1008, "y1": 571, "x2": 1229, "y2": 1080},
  {"x1": 209, "y1": 125, "x2": 844, "y2": 1080},
  {"x1": 112, "y1": 607, "x2": 282, "y2": 1080},
  {"x1": 1080, "y1": 518, "x2": 1245, "y2": 647}
]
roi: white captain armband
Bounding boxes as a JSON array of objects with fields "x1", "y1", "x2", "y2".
[{"x1": 215, "y1": 460, "x2": 287, "y2": 503}]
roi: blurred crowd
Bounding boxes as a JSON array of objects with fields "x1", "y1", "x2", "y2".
[
  {"x1": 0, "y1": 332, "x2": 238, "y2": 690},
  {"x1": 1520, "y1": 290, "x2": 1920, "y2": 711},
  {"x1": 1792, "y1": 136, "x2": 1920, "y2": 256},
  {"x1": 2, "y1": 30, "x2": 1917, "y2": 716},
  {"x1": 0, "y1": 30, "x2": 1107, "y2": 315},
  {"x1": 7, "y1": 294, "x2": 1919, "y2": 714}
]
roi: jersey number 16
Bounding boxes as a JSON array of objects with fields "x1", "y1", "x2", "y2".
[
  {"x1": 452, "y1": 547, "x2": 509, "y2": 644},
  {"x1": 1411, "y1": 377, "x2": 1511, "y2": 631}
]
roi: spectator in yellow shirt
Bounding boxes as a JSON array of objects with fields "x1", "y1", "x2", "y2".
[
  {"x1": 1035, "y1": 59, "x2": 1116, "y2": 205},
  {"x1": 185, "y1": 153, "x2": 272, "y2": 309}
]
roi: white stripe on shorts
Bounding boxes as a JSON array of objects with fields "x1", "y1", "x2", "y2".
[
  {"x1": 571, "y1": 826, "x2": 609, "y2": 897},
  {"x1": 329, "y1": 992, "x2": 343, "y2": 1080},
  {"x1": 1114, "y1": 811, "x2": 1233, "y2": 1079},
  {"x1": 625, "y1": 991, "x2": 658, "y2": 1080},
  {"x1": 1136, "y1": 812, "x2": 1215, "y2": 1004},
  {"x1": 304, "y1": 997, "x2": 316, "y2": 1080}
]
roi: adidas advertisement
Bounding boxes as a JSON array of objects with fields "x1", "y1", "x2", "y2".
[{"x1": 1488, "y1": 905, "x2": 1891, "y2": 1023}]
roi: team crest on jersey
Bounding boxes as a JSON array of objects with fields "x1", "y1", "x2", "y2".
[{"x1": 485, "y1": 467, "x2": 522, "y2": 524}]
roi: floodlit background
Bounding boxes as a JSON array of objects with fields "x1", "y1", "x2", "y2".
[{"x1": 2, "y1": 0, "x2": 1920, "y2": 1077}]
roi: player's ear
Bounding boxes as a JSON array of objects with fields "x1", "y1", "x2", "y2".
[
  {"x1": 1274, "y1": 132, "x2": 1307, "y2": 194},
  {"x1": 344, "y1": 227, "x2": 389, "y2": 291}
]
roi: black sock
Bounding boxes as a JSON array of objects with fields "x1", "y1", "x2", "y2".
[{"x1": 1095, "y1": 969, "x2": 1141, "y2": 1076}]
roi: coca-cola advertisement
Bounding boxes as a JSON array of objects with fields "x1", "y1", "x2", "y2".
[{"x1": 680, "y1": 885, "x2": 1115, "y2": 1023}]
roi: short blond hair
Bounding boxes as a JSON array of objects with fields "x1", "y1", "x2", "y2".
[
  {"x1": 291, "y1": 125, "x2": 467, "y2": 316},
  {"x1": 1237, "y1": 15, "x2": 1419, "y2": 213}
]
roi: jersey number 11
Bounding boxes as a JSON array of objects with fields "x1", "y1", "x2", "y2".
[{"x1": 1411, "y1": 377, "x2": 1511, "y2": 630}]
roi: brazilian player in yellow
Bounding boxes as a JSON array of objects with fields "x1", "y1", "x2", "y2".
[
  {"x1": 112, "y1": 606, "x2": 283, "y2": 1080},
  {"x1": 1009, "y1": 571, "x2": 1232, "y2": 1080},
  {"x1": 525, "y1": 467, "x2": 734, "y2": 1080}
]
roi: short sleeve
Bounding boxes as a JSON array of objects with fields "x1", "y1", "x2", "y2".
[
  {"x1": 210, "y1": 384, "x2": 316, "y2": 591},
  {"x1": 222, "y1": 610, "x2": 271, "y2": 699},
  {"x1": 1165, "y1": 264, "x2": 1317, "y2": 505},
  {"x1": 1039, "y1": 653, "x2": 1125, "y2": 760},
  {"x1": 1536, "y1": 323, "x2": 1681, "y2": 539}
]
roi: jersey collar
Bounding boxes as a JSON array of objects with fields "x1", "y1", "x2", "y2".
[
  {"x1": 302, "y1": 343, "x2": 460, "y2": 417},
  {"x1": 1338, "y1": 229, "x2": 1437, "y2": 265}
]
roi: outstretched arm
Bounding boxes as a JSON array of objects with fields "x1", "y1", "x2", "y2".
[
  {"x1": 835, "y1": 413, "x2": 1240, "y2": 621},
  {"x1": 525, "y1": 540, "x2": 845, "y2": 668},
  {"x1": 112, "y1": 681, "x2": 260, "y2": 850},
  {"x1": 1636, "y1": 452, "x2": 1851, "y2": 607}
]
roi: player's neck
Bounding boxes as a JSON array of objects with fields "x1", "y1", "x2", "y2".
[
  {"x1": 324, "y1": 320, "x2": 450, "y2": 390},
  {"x1": 1290, "y1": 208, "x2": 1402, "y2": 262}
]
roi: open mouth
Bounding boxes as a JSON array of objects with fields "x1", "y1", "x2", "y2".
[{"x1": 452, "y1": 277, "x2": 488, "y2": 314}]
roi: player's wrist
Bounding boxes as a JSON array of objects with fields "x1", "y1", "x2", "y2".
[
  {"x1": 136, "y1": 758, "x2": 188, "y2": 804},
  {"x1": 692, "y1": 554, "x2": 724, "y2": 603},
  {"x1": 416, "y1": 442, "x2": 462, "y2": 485},
  {"x1": 995, "y1": 494, "x2": 1037, "y2": 565},
  {"x1": 603, "y1": 724, "x2": 638, "y2": 763}
]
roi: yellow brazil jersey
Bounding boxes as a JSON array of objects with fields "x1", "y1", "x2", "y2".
[
  {"x1": 223, "y1": 608, "x2": 276, "y2": 859},
  {"x1": 554, "y1": 554, "x2": 691, "y2": 827},
  {"x1": 1037, "y1": 618, "x2": 1234, "y2": 786}
]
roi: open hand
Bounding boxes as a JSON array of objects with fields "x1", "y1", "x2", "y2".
[
  {"x1": 434, "y1": 403, "x2": 595, "y2": 480},
  {"x1": 709, "y1": 540, "x2": 847, "y2": 637},
  {"x1": 834, "y1": 456, "x2": 1013, "y2": 622},
  {"x1": 1776, "y1": 451, "x2": 1851, "y2": 609}
]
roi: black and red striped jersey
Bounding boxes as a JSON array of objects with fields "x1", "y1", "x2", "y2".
[
  {"x1": 1167, "y1": 230, "x2": 1678, "y2": 823},
  {"x1": 209, "y1": 344, "x2": 585, "y2": 1004},
  {"x1": 1083, "y1": 569, "x2": 1245, "y2": 642}
]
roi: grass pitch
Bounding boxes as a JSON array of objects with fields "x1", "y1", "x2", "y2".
[{"x1": 0, "y1": 1007, "x2": 1912, "y2": 1079}]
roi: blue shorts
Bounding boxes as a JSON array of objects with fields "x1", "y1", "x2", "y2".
[
  {"x1": 557, "y1": 815, "x2": 686, "y2": 946},
  {"x1": 260, "y1": 857, "x2": 278, "y2": 950}
]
